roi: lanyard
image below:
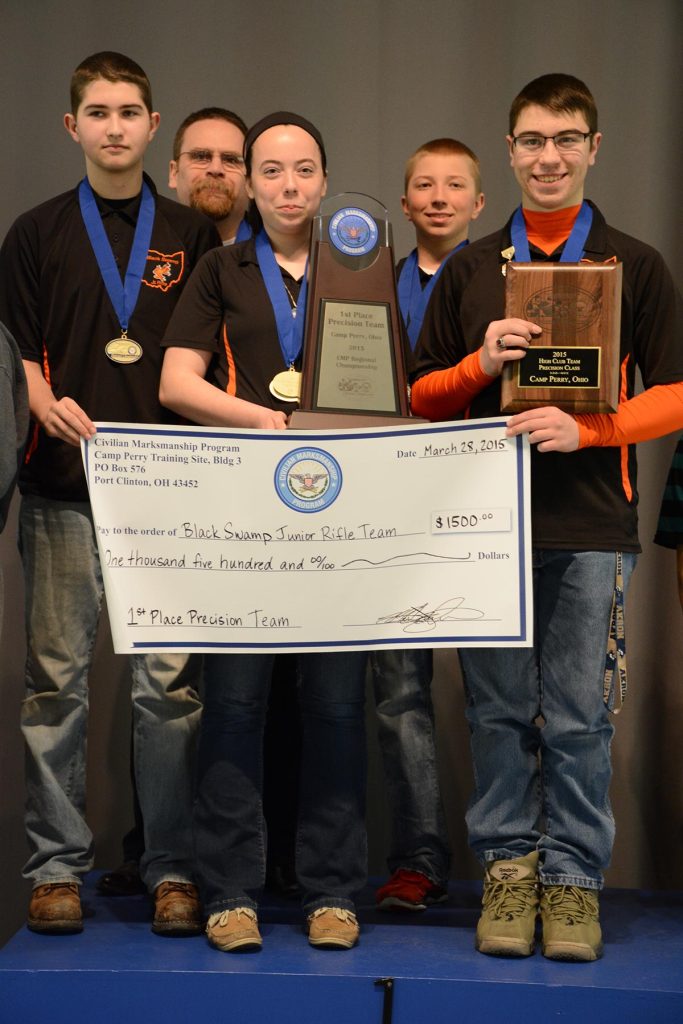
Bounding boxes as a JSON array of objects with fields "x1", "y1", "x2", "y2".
[
  {"x1": 510, "y1": 200, "x2": 593, "y2": 262},
  {"x1": 78, "y1": 178, "x2": 155, "y2": 333},
  {"x1": 603, "y1": 551, "x2": 628, "y2": 714},
  {"x1": 397, "y1": 240, "x2": 468, "y2": 350},
  {"x1": 255, "y1": 228, "x2": 307, "y2": 367}
]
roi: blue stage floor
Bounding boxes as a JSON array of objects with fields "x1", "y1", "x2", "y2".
[{"x1": 2, "y1": 875, "x2": 683, "y2": 1023}]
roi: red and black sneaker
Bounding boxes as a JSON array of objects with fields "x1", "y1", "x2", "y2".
[{"x1": 375, "y1": 869, "x2": 448, "y2": 912}]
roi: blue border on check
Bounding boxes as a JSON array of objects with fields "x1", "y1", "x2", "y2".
[{"x1": 84, "y1": 419, "x2": 530, "y2": 651}]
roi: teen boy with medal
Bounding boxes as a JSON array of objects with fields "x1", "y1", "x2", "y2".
[
  {"x1": 411, "y1": 74, "x2": 683, "y2": 961},
  {"x1": 0, "y1": 52, "x2": 219, "y2": 936},
  {"x1": 160, "y1": 113, "x2": 369, "y2": 954},
  {"x1": 373, "y1": 139, "x2": 484, "y2": 913}
]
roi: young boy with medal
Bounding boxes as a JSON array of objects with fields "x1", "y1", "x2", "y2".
[
  {"x1": 373, "y1": 139, "x2": 484, "y2": 913},
  {"x1": 0, "y1": 52, "x2": 220, "y2": 937},
  {"x1": 411, "y1": 74, "x2": 683, "y2": 961},
  {"x1": 160, "y1": 113, "x2": 369, "y2": 954}
]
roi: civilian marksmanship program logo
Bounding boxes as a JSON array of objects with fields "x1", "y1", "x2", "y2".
[
  {"x1": 275, "y1": 448, "x2": 343, "y2": 513},
  {"x1": 328, "y1": 207, "x2": 379, "y2": 257}
]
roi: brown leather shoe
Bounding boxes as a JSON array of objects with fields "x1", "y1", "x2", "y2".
[
  {"x1": 152, "y1": 881, "x2": 202, "y2": 936},
  {"x1": 28, "y1": 882, "x2": 83, "y2": 934}
]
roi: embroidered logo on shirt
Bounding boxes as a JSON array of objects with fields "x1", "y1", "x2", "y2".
[{"x1": 142, "y1": 250, "x2": 185, "y2": 291}]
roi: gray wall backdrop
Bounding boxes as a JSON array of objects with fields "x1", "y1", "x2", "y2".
[{"x1": 1, "y1": 0, "x2": 682, "y2": 946}]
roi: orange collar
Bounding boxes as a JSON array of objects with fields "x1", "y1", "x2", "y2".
[{"x1": 522, "y1": 204, "x2": 582, "y2": 256}]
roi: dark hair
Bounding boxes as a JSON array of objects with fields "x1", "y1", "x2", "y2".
[
  {"x1": 509, "y1": 74, "x2": 598, "y2": 136},
  {"x1": 172, "y1": 107, "x2": 248, "y2": 161},
  {"x1": 70, "y1": 51, "x2": 153, "y2": 115},
  {"x1": 404, "y1": 137, "x2": 481, "y2": 194},
  {"x1": 243, "y1": 111, "x2": 327, "y2": 176}
]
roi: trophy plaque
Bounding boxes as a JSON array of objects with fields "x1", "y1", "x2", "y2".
[
  {"x1": 289, "y1": 194, "x2": 412, "y2": 428},
  {"x1": 500, "y1": 262, "x2": 622, "y2": 414}
]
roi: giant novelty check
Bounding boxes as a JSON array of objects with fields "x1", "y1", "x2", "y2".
[{"x1": 82, "y1": 419, "x2": 532, "y2": 653}]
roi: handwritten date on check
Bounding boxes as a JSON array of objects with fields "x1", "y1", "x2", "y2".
[{"x1": 83, "y1": 419, "x2": 532, "y2": 653}]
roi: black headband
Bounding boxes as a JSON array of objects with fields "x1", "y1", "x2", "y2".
[{"x1": 244, "y1": 111, "x2": 327, "y2": 173}]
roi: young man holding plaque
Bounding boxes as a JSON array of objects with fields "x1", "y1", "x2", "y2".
[
  {"x1": 0, "y1": 52, "x2": 219, "y2": 936},
  {"x1": 373, "y1": 139, "x2": 484, "y2": 912},
  {"x1": 411, "y1": 74, "x2": 683, "y2": 960}
]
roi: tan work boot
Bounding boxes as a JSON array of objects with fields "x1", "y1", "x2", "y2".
[
  {"x1": 28, "y1": 882, "x2": 83, "y2": 934},
  {"x1": 152, "y1": 881, "x2": 202, "y2": 936},
  {"x1": 475, "y1": 851, "x2": 540, "y2": 957},
  {"x1": 541, "y1": 885, "x2": 603, "y2": 961}
]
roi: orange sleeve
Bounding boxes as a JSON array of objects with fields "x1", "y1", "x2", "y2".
[
  {"x1": 576, "y1": 381, "x2": 683, "y2": 448},
  {"x1": 411, "y1": 351, "x2": 493, "y2": 421}
]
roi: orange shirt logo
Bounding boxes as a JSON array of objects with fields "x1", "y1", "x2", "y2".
[{"x1": 142, "y1": 250, "x2": 185, "y2": 291}]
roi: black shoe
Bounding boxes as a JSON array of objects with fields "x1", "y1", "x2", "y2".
[{"x1": 96, "y1": 860, "x2": 146, "y2": 897}]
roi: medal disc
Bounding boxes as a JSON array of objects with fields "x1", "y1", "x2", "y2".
[
  {"x1": 105, "y1": 336, "x2": 143, "y2": 364},
  {"x1": 269, "y1": 368, "x2": 301, "y2": 402}
]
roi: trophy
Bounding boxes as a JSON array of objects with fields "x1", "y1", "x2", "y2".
[
  {"x1": 289, "y1": 194, "x2": 412, "y2": 428},
  {"x1": 500, "y1": 262, "x2": 622, "y2": 414}
]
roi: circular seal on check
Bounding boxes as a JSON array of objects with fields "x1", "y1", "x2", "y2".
[
  {"x1": 328, "y1": 207, "x2": 379, "y2": 257},
  {"x1": 275, "y1": 447, "x2": 342, "y2": 513}
]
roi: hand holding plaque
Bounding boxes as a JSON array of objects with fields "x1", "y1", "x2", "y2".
[
  {"x1": 290, "y1": 194, "x2": 411, "y2": 427},
  {"x1": 500, "y1": 263, "x2": 622, "y2": 414}
]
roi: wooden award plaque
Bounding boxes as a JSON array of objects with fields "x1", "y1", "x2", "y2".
[
  {"x1": 500, "y1": 262, "x2": 622, "y2": 414},
  {"x1": 289, "y1": 194, "x2": 412, "y2": 428}
]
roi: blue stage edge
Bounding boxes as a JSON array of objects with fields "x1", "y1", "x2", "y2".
[{"x1": 2, "y1": 875, "x2": 683, "y2": 1023}]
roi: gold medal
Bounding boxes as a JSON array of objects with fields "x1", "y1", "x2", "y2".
[
  {"x1": 501, "y1": 245, "x2": 515, "y2": 278},
  {"x1": 105, "y1": 333, "x2": 143, "y2": 364},
  {"x1": 269, "y1": 366, "x2": 301, "y2": 402}
]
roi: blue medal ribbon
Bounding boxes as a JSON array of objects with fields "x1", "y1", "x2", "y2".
[
  {"x1": 255, "y1": 228, "x2": 307, "y2": 367},
  {"x1": 397, "y1": 240, "x2": 468, "y2": 350},
  {"x1": 510, "y1": 200, "x2": 593, "y2": 262},
  {"x1": 78, "y1": 177, "x2": 155, "y2": 334},
  {"x1": 235, "y1": 217, "x2": 252, "y2": 243}
]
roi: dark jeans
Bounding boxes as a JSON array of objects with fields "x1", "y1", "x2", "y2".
[{"x1": 194, "y1": 651, "x2": 368, "y2": 917}]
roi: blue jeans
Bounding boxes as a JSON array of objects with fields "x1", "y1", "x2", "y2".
[
  {"x1": 370, "y1": 649, "x2": 450, "y2": 885},
  {"x1": 19, "y1": 496, "x2": 202, "y2": 892},
  {"x1": 460, "y1": 549, "x2": 636, "y2": 890},
  {"x1": 194, "y1": 651, "x2": 368, "y2": 918}
]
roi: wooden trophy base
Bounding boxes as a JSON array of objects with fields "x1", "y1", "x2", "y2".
[{"x1": 288, "y1": 410, "x2": 419, "y2": 429}]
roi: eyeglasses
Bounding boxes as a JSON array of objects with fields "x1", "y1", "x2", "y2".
[
  {"x1": 178, "y1": 149, "x2": 245, "y2": 171},
  {"x1": 511, "y1": 132, "x2": 593, "y2": 153}
]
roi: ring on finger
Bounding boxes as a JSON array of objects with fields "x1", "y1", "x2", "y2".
[{"x1": 496, "y1": 337, "x2": 507, "y2": 350}]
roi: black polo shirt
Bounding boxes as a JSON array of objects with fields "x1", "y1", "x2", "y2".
[
  {"x1": 162, "y1": 237, "x2": 302, "y2": 415},
  {"x1": 0, "y1": 174, "x2": 220, "y2": 501},
  {"x1": 412, "y1": 201, "x2": 683, "y2": 552}
]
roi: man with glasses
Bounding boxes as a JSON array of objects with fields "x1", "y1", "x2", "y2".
[
  {"x1": 411, "y1": 73, "x2": 683, "y2": 961},
  {"x1": 169, "y1": 108, "x2": 250, "y2": 245}
]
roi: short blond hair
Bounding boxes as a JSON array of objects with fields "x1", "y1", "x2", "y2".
[{"x1": 404, "y1": 138, "x2": 481, "y2": 195}]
